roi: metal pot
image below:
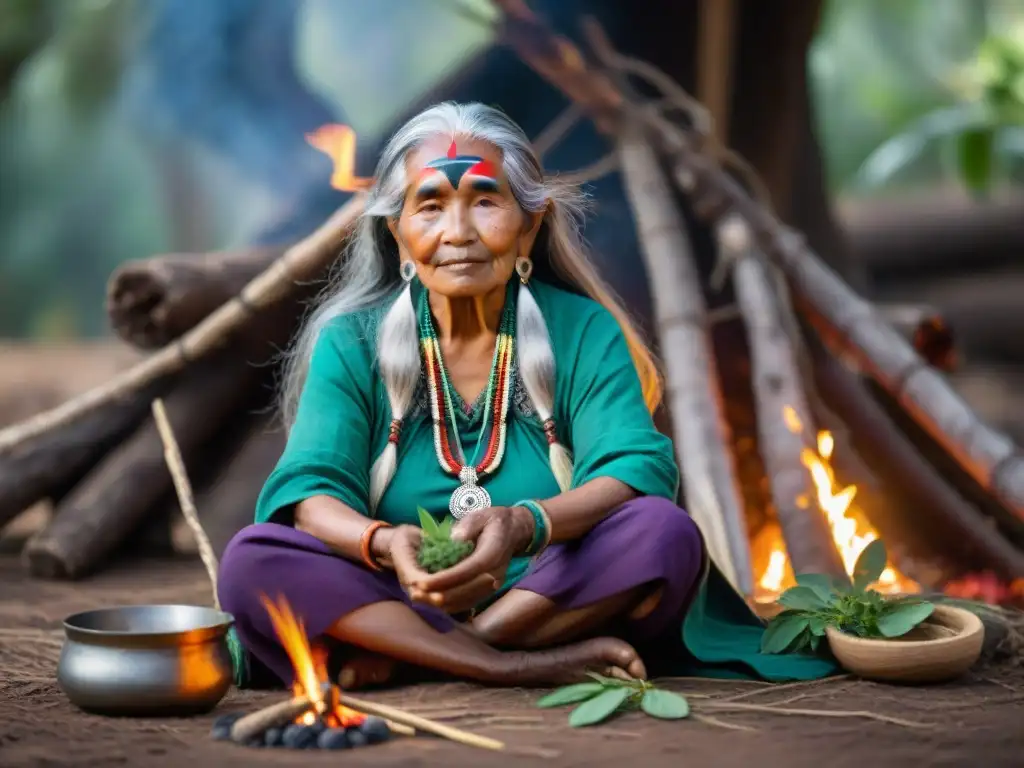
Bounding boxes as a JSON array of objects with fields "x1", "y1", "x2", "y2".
[{"x1": 57, "y1": 604, "x2": 235, "y2": 716}]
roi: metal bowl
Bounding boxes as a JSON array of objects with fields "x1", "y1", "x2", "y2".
[{"x1": 57, "y1": 604, "x2": 234, "y2": 716}]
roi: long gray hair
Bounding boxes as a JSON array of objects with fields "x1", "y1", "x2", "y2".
[{"x1": 279, "y1": 102, "x2": 661, "y2": 511}]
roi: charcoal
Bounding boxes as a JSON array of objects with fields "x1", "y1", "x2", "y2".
[
  {"x1": 317, "y1": 728, "x2": 351, "y2": 750},
  {"x1": 346, "y1": 729, "x2": 368, "y2": 748},
  {"x1": 360, "y1": 716, "x2": 391, "y2": 744},
  {"x1": 281, "y1": 723, "x2": 317, "y2": 749},
  {"x1": 210, "y1": 712, "x2": 243, "y2": 741},
  {"x1": 308, "y1": 720, "x2": 326, "y2": 736},
  {"x1": 263, "y1": 727, "x2": 283, "y2": 747}
]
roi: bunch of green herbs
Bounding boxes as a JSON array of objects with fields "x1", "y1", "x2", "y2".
[{"x1": 416, "y1": 507, "x2": 474, "y2": 574}]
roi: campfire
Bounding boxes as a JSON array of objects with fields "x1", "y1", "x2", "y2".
[
  {"x1": 212, "y1": 595, "x2": 390, "y2": 750},
  {"x1": 751, "y1": 406, "x2": 918, "y2": 604}
]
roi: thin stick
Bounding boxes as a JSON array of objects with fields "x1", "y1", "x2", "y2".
[
  {"x1": 693, "y1": 713, "x2": 757, "y2": 732},
  {"x1": 342, "y1": 693, "x2": 505, "y2": 751},
  {"x1": 151, "y1": 398, "x2": 220, "y2": 609},
  {"x1": 715, "y1": 674, "x2": 851, "y2": 703},
  {"x1": 699, "y1": 701, "x2": 931, "y2": 728},
  {"x1": 0, "y1": 196, "x2": 366, "y2": 454}
]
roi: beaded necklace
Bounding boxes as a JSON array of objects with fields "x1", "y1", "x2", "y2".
[{"x1": 417, "y1": 286, "x2": 516, "y2": 519}]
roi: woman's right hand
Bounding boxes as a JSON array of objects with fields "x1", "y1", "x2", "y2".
[
  {"x1": 381, "y1": 525, "x2": 429, "y2": 587},
  {"x1": 385, "y1": 524, "x2": 499, "y2": 614}
]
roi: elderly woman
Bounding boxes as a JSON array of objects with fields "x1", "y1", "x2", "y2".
[{"x1": 218, "y1": 102, "x2": 835, "y2": 689}]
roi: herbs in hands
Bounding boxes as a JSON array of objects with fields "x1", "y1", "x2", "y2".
[
  {"x1": 416, "y1": 507, "x2": 475, "y2": 574},
  {"x1": 761, "y1": 539, "x2": 936, "y2": 655},
  {"x1": 537, "y1": 673, "x2": 689, "y2": 727}
]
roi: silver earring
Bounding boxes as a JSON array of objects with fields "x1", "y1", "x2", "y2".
[
  {"x1": 515, "y1": 256, "x2": 533, "y2": 285},
  {"x1": 400, "y1": 261, "x2": 416, "y2": 283}
]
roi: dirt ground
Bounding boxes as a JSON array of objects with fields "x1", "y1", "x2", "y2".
[{"x1": 0, "y1": 555, "x2": 1021, "y2": 768}]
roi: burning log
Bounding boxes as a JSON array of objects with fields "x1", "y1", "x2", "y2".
[
  {"x1": 229, "y1": 683, "x2": 332, "y2": 744},
  {"x1": 0, "y1": 195, "x2": 365, "y2": 455},
  {"x1": 22, "y1": 352, "x2": 261, "y2": 579},
  {"x1": 720, "y1": 214, "x2": 847, "y2": 581},
  {"x1": 617, "y1": 120, "x2": 752, "y2": 594},
  {"x1": 107, "y1": 246, "x2": 287, "y2": 349},
  {"x1": 811, "y1": 348, "x2": 1024, "y2": 581}
]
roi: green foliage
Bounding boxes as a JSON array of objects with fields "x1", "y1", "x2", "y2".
[
  {"x1": 761, "y1": 540, "x2": 936, "y2": 655},
  {"x1": 416, "y1": 507, "x2": 474, "y2": 574},
  {"x1": 537, "y1": 674, "x2": 690, "y2": 728},
  {"x1": 812, "y1": 0, "x2": 1024, "y2": 195}
]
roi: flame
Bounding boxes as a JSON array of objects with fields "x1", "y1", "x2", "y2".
[
  {"x1": 261, "y1": 594, "x2": 365, "y2": 727},
  {"x1": 306, "y1": 124, "x2": 374, "y2": 192},
  {"x1": 754, "y1": 407, "x2": 919, "y2": 601}
]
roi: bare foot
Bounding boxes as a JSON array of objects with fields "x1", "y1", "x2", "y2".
[
  {"x1": 337, "y1": 652, "x2": 399, "y2": 690},
  {"x1": 500, "y1": 637, "x2": 647, "y2": 686}
]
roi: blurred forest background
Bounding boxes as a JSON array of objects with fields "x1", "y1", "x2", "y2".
[{"x1": 0, "y1": 0, "x2": 1022, "y2": 340}]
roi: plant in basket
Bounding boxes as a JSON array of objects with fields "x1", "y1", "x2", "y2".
[
  {"x1": 760, "y1": 539, "x2": 936, "y2": 654},
  {"x1": 416, "y1": 507, "x2": 475, "y2": 574}
]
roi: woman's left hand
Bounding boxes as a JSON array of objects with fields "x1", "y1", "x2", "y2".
[{"x1": 408, "y1": 505, "x2": 534, "y2": 612}]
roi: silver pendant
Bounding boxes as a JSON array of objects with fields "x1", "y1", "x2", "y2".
[{"x1": 449, "y1": 467, "x2": 491, "y2": 519}]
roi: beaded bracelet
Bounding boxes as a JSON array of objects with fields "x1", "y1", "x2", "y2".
[
  {"x1": 514, "y1": 499, "x2": 552, "y2": 557},
  {"x1": 359, "y1": 520, "x2": 392, "y2": 572}
]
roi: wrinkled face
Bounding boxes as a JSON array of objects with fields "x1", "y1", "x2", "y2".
[{"x1": 387, "y1": 133, "x2": 544, "y2": 298}]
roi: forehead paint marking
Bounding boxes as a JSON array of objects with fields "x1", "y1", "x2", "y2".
[{"x1": 419, "y1": 139, "x2": 500, "y2": 190}]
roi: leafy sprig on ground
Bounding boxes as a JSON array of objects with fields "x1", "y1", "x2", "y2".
[{"x1": 537, "y1": 673, "x2": 689, "y2": 727}]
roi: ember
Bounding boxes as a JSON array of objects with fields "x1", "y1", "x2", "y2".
[
  {"x1": 753, "y1": 406, "x2": 920, "y2": 602},
  {"x1": 210, "y1": 594, "x2": 393, "y2": 750}
]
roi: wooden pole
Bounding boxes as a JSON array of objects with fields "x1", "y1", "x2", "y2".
[
  {"x1": 721, "y1": 214, "x2": 847, "y2": 581},
  {"x1": 492, "y1": 3, "x2": 1024, "y2": 528},
  {"x1": 616, "y1": 121, "x2": 752, "y2": 594}
]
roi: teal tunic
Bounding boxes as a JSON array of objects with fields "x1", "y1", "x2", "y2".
[{"x1": 255, "y1": 280, "x2": 837, "y2": 682}]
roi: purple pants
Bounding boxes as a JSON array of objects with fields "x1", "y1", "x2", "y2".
[{"x1": 218, "y1": 496, "x2": 704, "y2": 686}]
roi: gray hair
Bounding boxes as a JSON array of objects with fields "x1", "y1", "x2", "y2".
[{"x1": 279, "y1": 102, "x2": 660, "y2": 511}]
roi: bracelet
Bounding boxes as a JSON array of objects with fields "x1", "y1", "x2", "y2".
[
  {"x1": 359, "y1": 520, "x2": 392, "y2": 571},
  {"x1": 514, "y1": 499, "x2": 552, "y2": 557}
]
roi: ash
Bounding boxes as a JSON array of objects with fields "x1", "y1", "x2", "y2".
[{"x1": 212, "y1": 712, "x2": 392, "y2": 749}]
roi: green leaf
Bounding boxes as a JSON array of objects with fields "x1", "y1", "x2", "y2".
[
  {"x1": 417, "y1": 506, "x2": 440, "y2": 537},
  {"x1": 852, "y1": 540, "x2": 888, "y2": 591},
  {"x1": 640, "y1": 689, "x2": 689, "y2": 720},
  {"x1": 855, "y1": 104, "x2": 990, "y2": 189},
  {"x1": 585, "y1": 671, "x2": 623, "y2": 687},
  {"x1": 537, "y1": 683, "x2": 606, "y2": 708},
  {"x1": 760, "y1": 615, "x2": 810, "y2": 654},
  {"x1": 877, "y1": 601, "x2": 935, "y2": 638},
  {"x1": 808, "y1": 616, "x2": 829, "y2": 636},
  {"x1": 778, "y1": 586, "x2": 829, "y2": 612},
  {"x1": 957, "y1": 127, "x2": 995, "y2": 195},
  {"x1": 568, "y1": 687, "x2": 631, "y2": 727},
  {"x1": 809, "y1": 633, "x2": 822, "y2": 652},
  {"x1": 437, "y1": 515, "x2": 454, "y2": 539},
  {"x1": 795, "y1": 573, "x2": 838, "y2": 605}
]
